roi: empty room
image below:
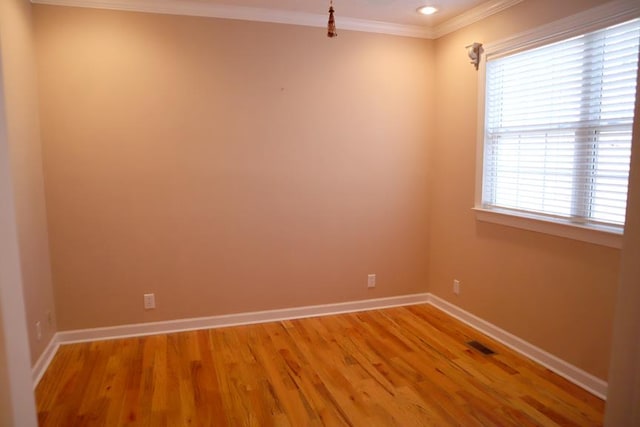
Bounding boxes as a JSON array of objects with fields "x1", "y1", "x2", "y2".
[{"x1": 1, "y1": 0, "x2": 639, "y2": 425}]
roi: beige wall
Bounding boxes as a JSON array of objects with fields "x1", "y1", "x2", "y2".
[
  {"x1": 0, "y1": 309, "x2": 14, "y2": 427},
  {"x1": 430, "y1": 0, "x2": 623, "y2": 380},
  {"x1": 0, "y1": 2, "x2": 41, "y2": 423},
  {"x1": 31, "y1": 0, "x2": 635, "y2": 384},
  {"x1": 605, "y1": 67, "x2": 640, "y2": 424},
  {"x1": 33, "y1": 6, "x2": 435, "y2": 330},
  {"x1": 0, "y1": 103, "x2": 39, "y2": 425},
  {"x1": 0, "y1": 0, "x2": 56, "y2": 366}
]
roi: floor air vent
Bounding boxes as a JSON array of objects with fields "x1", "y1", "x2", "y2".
[{"x1": 467, "y1": 340, "x2": 495, "y2": 355}]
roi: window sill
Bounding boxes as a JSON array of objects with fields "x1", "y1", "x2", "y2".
[{"x1": 472, "y1": 207, "x2": 623, "y2": 249}]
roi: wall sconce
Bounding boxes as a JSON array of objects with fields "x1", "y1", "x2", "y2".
[{"x1": 466, "y1": 42, "x2": 483, "y2": 70}]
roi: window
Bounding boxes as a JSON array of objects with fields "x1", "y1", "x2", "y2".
[{"x1": 479, "y1": 17, "x2": 640, "y2": 242}]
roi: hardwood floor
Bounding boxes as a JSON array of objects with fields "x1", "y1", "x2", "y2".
[{"x1": 35, "y1": 305, "x2": 604, "y2": 426}]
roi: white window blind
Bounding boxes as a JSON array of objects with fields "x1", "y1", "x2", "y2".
[{"x1": 482, "y1": 18, "x2": 640, "y2": 229}]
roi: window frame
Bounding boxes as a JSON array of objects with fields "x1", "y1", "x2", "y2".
[{"x1": 474, "y1": 0, "x2": 640, "y2": 249}]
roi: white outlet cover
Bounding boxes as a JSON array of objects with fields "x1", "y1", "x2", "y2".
[
  {"x1": 367, "y1": 274, "x2": 376, "y2": 288},
  {"x1": 144, "y1": 293, "x2": 156, "y2": 309},
  {"x1": 36, "y1": 321, "x2": 42, "y2": 340}
]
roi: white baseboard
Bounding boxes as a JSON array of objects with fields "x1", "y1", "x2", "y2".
[
  {"x1": 56, "y1": 293, "x2": 430, "y2": 344},
  {"x1": 427, "y1": 293, "x2": 608, "y2": 399},
  {"x1": 33, "y1": 291, "x2": 608, "y2": 401},
  {"x1": 32, "y1": 334, "x2": 60, "y2": 388}
]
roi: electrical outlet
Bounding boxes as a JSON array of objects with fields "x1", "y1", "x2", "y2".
[
  {"x1": 36, "y1": 321, "x2": 42, "y2": 341},
  {"x1": 453, "y1": 279, "x2": 461, "y2": 295},
  {"x1": 143, "y1": 293, "x2": 156, "y2": 310},
  {"x1": 368, "y1": 274, "x2": 376, "y2": 288}
]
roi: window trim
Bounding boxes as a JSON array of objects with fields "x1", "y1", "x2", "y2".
[
  {"x1": 473, "y1": 207, "x2": 623, "y2": 248},
  {"x1": 474, "y1": 0, "x2": 640, "y2": 249}
]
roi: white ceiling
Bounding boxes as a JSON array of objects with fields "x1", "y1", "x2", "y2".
[{"x1": 32, "y1": 0, "x2": 524, "y2": 38}]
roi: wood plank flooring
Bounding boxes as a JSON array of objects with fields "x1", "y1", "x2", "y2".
[{"x1": 35, "y1": 304, "x2": 604, "y2": 426}]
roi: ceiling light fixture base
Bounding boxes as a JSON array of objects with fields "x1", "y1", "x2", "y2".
[{"x1": 417, "y1": 6, "x2": 438, "y2": 16}]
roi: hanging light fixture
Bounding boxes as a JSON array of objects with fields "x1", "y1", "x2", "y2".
[{"x1": 327, "y1": 0, "x2": 337, "y2": 38}]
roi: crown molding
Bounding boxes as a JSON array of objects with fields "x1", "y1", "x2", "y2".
[
  {"x1": 484, "y1": 0, "x2": 640, "y2": 58},
  {"x1": 433, "y1": 0, "x2": 524, "y2": 38},
  {"x1": 30, "y1": 0, "x2": 520, "y2": 40}
]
